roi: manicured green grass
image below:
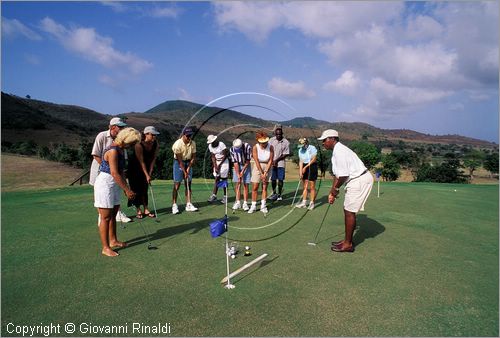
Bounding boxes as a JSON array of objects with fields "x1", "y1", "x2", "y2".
[{"x1": 1, "y1": 181, "x2": 498, "y2": 336}]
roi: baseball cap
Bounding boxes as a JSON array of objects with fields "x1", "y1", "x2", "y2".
[
  {"x1": 207, "y1": 135, "x2": 217, "y2": 144},
  {"x1": 144, "y1": 126, "x2": 160, "y2": 135},
  {"x1": 182, "y1": 126, "x2": 195, "y2": 136},
  {"x1": 317, "y1": 129, "x2": 339, "y2": 140},
  {"x1": 232, "y1": 139, "x2": 242, "y2": 148},
  {"x1": 110, "y1": 117, "x2": 127, "y2": 127}
]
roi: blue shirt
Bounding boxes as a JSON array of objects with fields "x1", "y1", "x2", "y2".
[
  {"x1": 99, "y1": 146, "x2": 125, "y2": 174},
  {"x1": 298, "y1": 144, "x2": 317, "y2": 164}
]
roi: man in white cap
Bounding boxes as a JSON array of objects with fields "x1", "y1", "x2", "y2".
[
  {"x1": 90, "y1": 117, "x2": 132, "y2": 223},
  {"x1": 318, "y1": 129, "x2": 374, "y2": 253},
  {"x1": 207, "y1": 134, "x2": 229, "y2": 203}
]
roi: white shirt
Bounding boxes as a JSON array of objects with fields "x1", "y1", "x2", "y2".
[
  {"x1": 208, "y1": 141, "x2": 229, "y2": 163},
  {"x1": 89, "y1": 130, "x2": 113, "y2": 186},
  {"x1": 331, "y1": 142, "x2": 367, "y2": 180},
  {"x1": 298, "y1": 144, "x2": 317, "y2": 164}
]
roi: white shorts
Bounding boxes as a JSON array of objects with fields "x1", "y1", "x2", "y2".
[
  {"x1": 94, "y1": 172, "x2": 122, "y2": 209},
  {"x1": 344, "y1": 172, "x2": 374, "y2": 213},
  {"x1": 214, "y1": 160, "x2": 229, "y2": 179}
]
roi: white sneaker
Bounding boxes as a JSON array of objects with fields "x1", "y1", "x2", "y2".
[
  {"x1": 232, "y1": 201, "x2": 241, "y2": 210},
  {"x1": 308, "y1": 202, "x2": 315, "y2": 210},
  {"x1": 242, "y1": 202, "x2": 249, "y2": 211},
  {"x1": 172, "y1": 203, "x2": 179, "y2": 215},
  {"x1": 260, "y1": 206, "x2": 268, "y2": 214},
  {"x1": 185, "y1": 203, "x2": 198, "y2": 212},
  {"x1": 247, "y1": 204, "x2": 257, "y2": 214},
  {"x1": 207, "y1": 194, "x2": 217, "y2": 202},
  {"x1": 296, "y1": 200, "x2": 307, "y2": 208},
  {"x1": 220, "y1": 196, "x2": 227, "y2": 204},
  {"x1": 276, "y1": 195, "x2": 283, "y2": 201},
  {"x1": 116, "y1": 210, "x2": 131, "y2": 223}
]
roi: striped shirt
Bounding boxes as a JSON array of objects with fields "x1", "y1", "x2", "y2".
[{"x1": 230, "y1": 142, "x2": 252, "y2": 166}]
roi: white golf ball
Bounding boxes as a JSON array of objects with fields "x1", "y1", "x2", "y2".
[
  {"x1": 231, "y1": 254, "x2": 235, "y2": 259},
  {"x1": 454, "y1": 189, "x2": 457, "y2": 192},
  {"x1": 245, "y1": 246, "x2": 250, "y2": 250}
]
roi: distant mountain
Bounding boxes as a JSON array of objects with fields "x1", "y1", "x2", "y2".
[{"x1": 1, "y1": 92, "x2": 496, "y2": 149}]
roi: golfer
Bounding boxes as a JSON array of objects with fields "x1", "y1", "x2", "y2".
[
  {"x1": 296, "y1": 137, "x2": 318, "y2": 210},
  {"x1": 269, "y1": 126, "x2": 290, "y2": 201},
  {"x1": 230, "y1": 138, "x2": 252, "y2": 211},
  {"x1": 171, "y1": 126, "x2": 198, "y2": 214},
  {"x1": 94, "y1": 127, "x2": 141, "y2": 257},
  {"x1": 249, "y1": 131, "x2": 274, "y2": 214},
  {"x1": 207, "y1": 135, "x2": 230, "y2": 204},
  {"x1": 318, "y1": 129, "x2": 374, "y2": 253},
  {"x1": 127, "y1": 126, "x2": 160, "y2": 219},
  {"x1": 90, "y1": 117, "x2": 132, "y2": 224}
]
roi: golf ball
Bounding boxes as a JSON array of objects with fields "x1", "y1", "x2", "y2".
[
  {"x1": 245, "y1": 246, "x2": 250, "y2": 250},
  {"x1": 231, "y1": 254, "x2": 235, "y2": 259},
  {"x1": 454, "y1": 189, "x2": 457, "y2": 192}
]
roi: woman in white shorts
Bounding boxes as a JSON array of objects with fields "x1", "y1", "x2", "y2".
[
  {"x1": 248, "y1": 131, "x2": 274, "y2": 214},
  {"x1": 94, "y1": 127, "x2": 141, "y2": 257}
]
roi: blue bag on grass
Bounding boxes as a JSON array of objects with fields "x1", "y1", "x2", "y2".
[{"x1": 209, "y1": 215, "x2": 227, "y2": 238}]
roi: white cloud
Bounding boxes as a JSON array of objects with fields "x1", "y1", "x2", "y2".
[
  {"x1": 368, "y1": 77, "x2": 452, "y2": 114},
  {"x1": 213, "y1": 2, "x2": 403, "y2": 41},
  {"x1": 268, "y1": 77, "x2": 315, "y2": 99},
  {"x1": 2, "y1": 17, "x2": 42, "y2": 40},
  {"x1": 100, "y1": 2, "x2": 181, "y2": 19},
  {"x1": 100, "y1": 2, "x2": 127, "y2": 13},
  {"x1": 213, "y1": 2, "x2": 497, "y2": 123},
  {"x1": 213, "y1": 2, "x2": 283, "y2": 42},
  {"x1": 405, "y1": 15, "x2": 443, "y2": 41},
  {"x1": 324, "y1": 70, "x2": 360, "y2": 96},
  {"x1": 148, "y1": 5, "x2": 181, "y2": 19},
  {"x1": 39, "y1": 17, "x2": 152, "y2": 75}
]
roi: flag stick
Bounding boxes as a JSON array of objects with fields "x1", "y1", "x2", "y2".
[{"x1": 220, "y1": 253, "x2": 268, "y2": 284}]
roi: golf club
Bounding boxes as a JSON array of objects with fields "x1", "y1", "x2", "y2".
[
  {"x1": 149, "y1": 183, "x2": 160, "y2": 223},
  {"x1": 290, "y1": 179, "x2": 301, "y2": 208},
  {"x1": 137, "y1": 211, "x2": 157, "y2": 250},
  {"x1": 308, "y1": 203, "x2": 331, "y2": 246}
]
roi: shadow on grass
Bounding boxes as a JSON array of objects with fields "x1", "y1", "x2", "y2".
[
  {"x1": 232, "y1": 255, "x2": 280, "y2": 285},
  {"x1": 125, "y1": 216, "x2": 235, "y2": 249},
  {"x1": 353, "y1": 214, "x2": 385, "y2": 247}
]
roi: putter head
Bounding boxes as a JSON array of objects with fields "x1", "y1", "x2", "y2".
[
  {"x1": 147, "y1": 244, "x2": 158, "y2": 250},
  {"x1": 307, "y1": 242, "x2": 317, "y2": 246}
]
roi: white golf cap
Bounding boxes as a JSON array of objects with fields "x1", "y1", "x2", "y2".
[
  {"x1": 233, "y1": 138, "x2": 242, "y2": 148},
  {"x1": 110, "y1": 117, "x2": 127, "y2": 127},
  {"x1": 317, "y1": 129, "x2": 339, "y2": 140},
  {"x1": 144, "y1": 126, "x2": 160, "y2": 135},
  {"x1": 207, "y1": 134, "x2": 217, "y2": 144}
]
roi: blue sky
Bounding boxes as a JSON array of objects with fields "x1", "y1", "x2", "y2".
[{"x1": 2, "y1": 1, "x2": 498, "y2": 142}]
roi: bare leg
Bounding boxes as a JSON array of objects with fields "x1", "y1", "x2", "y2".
[
  {"x1": 262, "y1": 182, "x2": 268, "y2": 200},
  {"x1": 98, "y1": 208, "x2": 119, "y2": 257},
  {"x1": 341, "y1": 209, "x2": 356, "y2": 249},
  {"x1": 243, "y1": 183, "x2": 249, "y2": 202},
  {"x1": 310, "y1": 181, "x2": 316, "y2": 202},
  {"x1": 186, "y1": 180, "x2": 192, "y2": 204},
  {"x1": 109, "y1": 205, "x2": 127, "y2": 248},
  {"x1": 172, "y1": 182, "x2": 181, "y2": 204},
  {"x1": 302, "y1": 180, "x2": 309, "y2": 200},
  {"x1": 251, "y1": 183, "x2": 259, "y2": 202}
]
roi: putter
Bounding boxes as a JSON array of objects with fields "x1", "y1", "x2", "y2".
[
  {"x1": 308, "y1": 203, "x2": 331, "y2": 246},
  {"x1": 290, "y1": 180, "x2": 301, "y2": 208},
  {"x1": 149, "y1": 183, "x2": 160, "y2": 223},
  {"x1": 137, "y1": 213, "x2": 157, "y2": 250}
]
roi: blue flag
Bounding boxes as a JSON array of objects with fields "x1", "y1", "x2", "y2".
[
  {"x1": 217, "y1": 180, "x2": 228, "y2": 188},
  {"x1": 209, "y1": 215, "x2": 227, "y2": 238}
]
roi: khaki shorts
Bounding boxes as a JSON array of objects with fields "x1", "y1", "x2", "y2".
[
  {"x1": 251, "y1": 163, "x2": 270, "y2": 183},
  {"x1": 344, "y1": 172, "x2": 374, "y2": 213}
]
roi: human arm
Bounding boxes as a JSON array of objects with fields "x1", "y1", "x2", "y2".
[
  {"x1": 328, "y1": 176, "x2": 348, "y2": 204},
  {"x1": 107, "y1": 149, "x2": 135, "y2": 200}
]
